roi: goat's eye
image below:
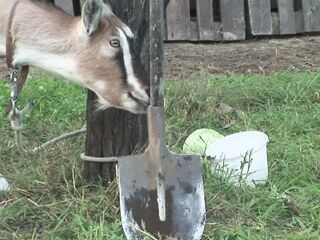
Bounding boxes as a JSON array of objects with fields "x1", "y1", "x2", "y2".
[{"x1": 110, "y1": 39, "x2": 120, "y2": 48}]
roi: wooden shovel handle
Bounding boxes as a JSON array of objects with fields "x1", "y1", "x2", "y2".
[{"x1": 149, "y1": 0, "x2": 164, "y2": 107}]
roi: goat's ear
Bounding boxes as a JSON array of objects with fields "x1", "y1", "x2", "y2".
[
  {"x1": 102, "y1": 3, "x2": 114, "y2": 17},
  {"x1": 82, "y1": 0, "x2": 104, "y2": 35}
]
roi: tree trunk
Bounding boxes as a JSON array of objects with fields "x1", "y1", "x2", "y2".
[{"x1": 83, "y1": 1, "x2": 149, "y2": 184}]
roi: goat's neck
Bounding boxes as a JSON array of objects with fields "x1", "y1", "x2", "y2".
[
  {"x1": 11, "y1": 2, "x2": 82, "y2": 81},
  {"x1": 14, "y1": 47, "x2": 78, "y2": 82}
]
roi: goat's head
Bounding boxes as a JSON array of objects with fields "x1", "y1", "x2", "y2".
[{"x1": 77, "y1": 0, "x2": 149, "y2": 114}]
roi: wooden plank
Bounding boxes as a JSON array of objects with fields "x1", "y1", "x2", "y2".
[
  {"x1": 220, "y1": 0, "x2": 246, "y2": 40},
  {"x1": 213, "y1": 22, "x2": 223, "y2": 41},
  {"x1": 72, "y1": 0, "x2": 81, "y2": 16},
  {"x1": 189, "y1": 21, "x2": 199, "y2": 41},
  {"x1": 278, "y1": 0, "x2": 296, "y2": 34},
  {"x1": 166, "y1": 0, "x2": 190, "y2": 40},
  {"x1": 272, "y1": 13, "x2": 280, "y2": 35},
  {"x1": 295, "y1": 10, "x2": 305, "y2": 33},
  {"x1": 247, "y1": 0, "x2": 272, "y2": 35},
  {"x1": 302, "y1": 0, "x2": 320, "y2": 32},
  {"x1": 196, "y1": 0, "x2": 215, "y2": 40},
  {"x1": 55, "y1": 0, "x2": 74, "y2": 16}
]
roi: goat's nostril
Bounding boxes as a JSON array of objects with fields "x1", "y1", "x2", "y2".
[
  {"x1": 128, "y1": 92, "x2": 149, "y2": 108},
  {"x1": 141, "y1": 99, "x2": 149, "y2": 108}
]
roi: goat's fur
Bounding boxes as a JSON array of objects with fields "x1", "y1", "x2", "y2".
[{"x1": 0, "y1": 0, "x2": 149, "y2": 114}]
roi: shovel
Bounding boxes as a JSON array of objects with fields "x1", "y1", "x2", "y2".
[{"x1": 117, "y1": 0, "x2": 206, "y2": 239}]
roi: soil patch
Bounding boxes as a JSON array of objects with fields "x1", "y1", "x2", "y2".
[{"x1": 164, "y1": 36, "x2": 320, "y2": 79}]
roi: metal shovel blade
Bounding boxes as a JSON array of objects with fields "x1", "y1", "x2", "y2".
[{"x1": 118, "y1": 107, "x2": 206, "y2": 239}]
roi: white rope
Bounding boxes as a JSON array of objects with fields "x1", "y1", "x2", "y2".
[
  {"x1": 8, "y1": 68, "x2": 88, "y2": 156},
  {"x1": 9, "y1": 105, "x2": 86, "y2": 155},
  {"x1": 80, "y1": 153, "x2": 119, "y2": 163},
  {"x1": 10, "y1": 108, "x2": 119, "y2": 162},
  {"x1": 8, "y1": 71, "x2": 116, "y2": 160},
  {"x1": 28, "y1": 128, "x2": 87, "y2": 155}
]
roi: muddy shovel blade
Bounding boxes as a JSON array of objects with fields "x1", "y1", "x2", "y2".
[
  {"x1": 118, "y1": 153, "x2": 205, "y2": 240},
  {"x1": 118, "y1": 107, "x2": 206, "y2": 240}
]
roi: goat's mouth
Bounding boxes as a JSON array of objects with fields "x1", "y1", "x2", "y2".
[
  {"x1": 125, "y1": 97, "x2": 149, "y2": 114},
  {"x1": 96, "y1": 95, "x2": 149, "y2": 114},
  {"x1": 132, "y1": 104, "x2": 149, "y2": 114},
  {"x1": 127, "y1": 92, "x2": 149, "y2": 112},
  {"x1": 119, "y1": 91, "x2": 149, "y2": 114},
  {"x1": 118, "y1": 101, "x2": 149, "y2": 114}
]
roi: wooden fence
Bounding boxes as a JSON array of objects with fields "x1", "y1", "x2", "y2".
[
  {"x1": 165, "y1": 0, "x2": 320, "y2": 41},
  {"x1": 53, "y1": 0, "x2": 320, "y2": 41},
  {"x1": 248, "y1": 0, "x2": 320, "y2": 36},
  {"x1": 52, "y1": 0, "x2": 81, "y2": 16},
  {"x1": 165, "y1": 0, "x2": 246, "y2": 41}
]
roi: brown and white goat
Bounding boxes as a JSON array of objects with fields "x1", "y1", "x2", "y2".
[{"x1": 0, "y1": 0, "x2": 150, "y2": 114}]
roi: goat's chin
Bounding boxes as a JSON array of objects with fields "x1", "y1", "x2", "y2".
[
  {"x1": 95, "y1": 99, "x2": 147, "y2": 115},
  {"x1": 121, "y1": 102, "x2": 148, "y2": 114},
  {"x1": 94, "y1": 101, "x2": 109, "y2": 112},
  {"x1": 129, "y1": 108, "x2": 147, "y2": 114},
  {"x1": 119, "y1": 105, "x2": 148, "y2": 115},
  {"x1": 95, "y1": 99, "x2": 111, "y2": 112}
]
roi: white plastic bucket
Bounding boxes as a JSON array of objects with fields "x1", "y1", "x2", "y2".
[{"x1": 205, "y1": 131, "x2": 269, "y2": 187}]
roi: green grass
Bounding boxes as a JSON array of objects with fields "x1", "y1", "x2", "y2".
[{"x1": 1, "y1": 70, "x2": 320, "y2": 239}]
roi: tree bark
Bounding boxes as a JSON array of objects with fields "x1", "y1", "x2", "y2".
[{"x1": 83, "y1": 0, "x2": 149, "y2": 184}]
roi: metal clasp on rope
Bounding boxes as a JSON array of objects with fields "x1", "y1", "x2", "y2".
[
  {"x1": 9, "y1": 67, "x2": 20, "y2": 115},
  {"x1": 8, "y1": 67, "x2": 34, "y2": 154},
  {"x1": 8, "y1": 67, "x2": 86, "y2": 155},
  {"x1": 6, "y1": 0, "x2": 87, "y2": 156},
  {"x1": 9, "y1": 66, "x2": 34, "y2": 132},
  {"x1": 7, "y1": 64, "x2": 114, "y2": 160}
]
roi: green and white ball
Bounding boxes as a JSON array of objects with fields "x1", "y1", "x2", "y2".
[{"x1": 183, "y1": 129, "x2": 224, "y2": 155}]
